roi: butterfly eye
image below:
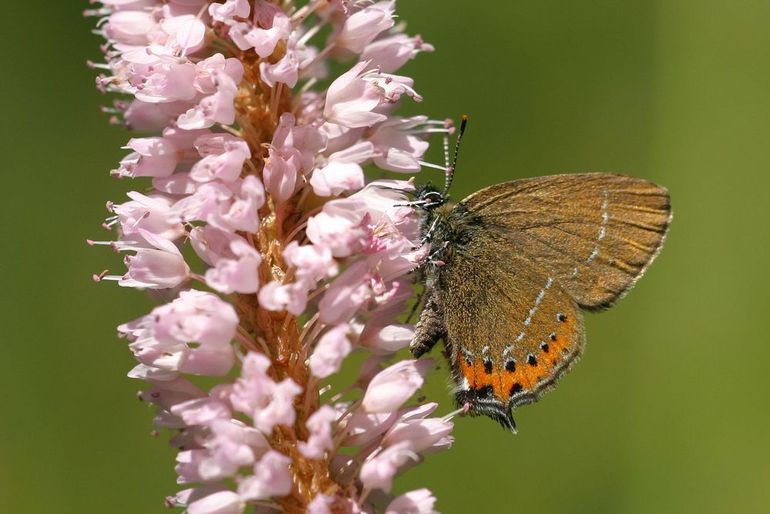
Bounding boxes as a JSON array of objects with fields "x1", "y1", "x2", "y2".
[{"x1": 423, "y1": 191, "x2": 444, "y2": 207}]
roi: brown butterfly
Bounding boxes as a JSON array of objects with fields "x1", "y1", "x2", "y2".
[{"x1": 410, "y1": 118, "x2": 671, "y2": 432}]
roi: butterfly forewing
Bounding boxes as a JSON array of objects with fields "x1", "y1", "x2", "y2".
[{"x1": 461, "y1": 173, "x2": 671, "y2": 309}]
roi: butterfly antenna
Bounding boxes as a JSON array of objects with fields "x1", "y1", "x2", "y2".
[{"x1": 443, "y1": 114, "x2": 468, "y2": 197}]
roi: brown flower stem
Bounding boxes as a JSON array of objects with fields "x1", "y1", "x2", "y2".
[{"x1": 230, "y1": 42, "x2": 347, "y2": 512}]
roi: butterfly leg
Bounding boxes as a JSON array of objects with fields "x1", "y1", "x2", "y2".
[
  {"x1": 410, "y1": 290, "x2": 447, "y2": 358},
  {"x1": 418, "y1": 216, "x2": 441, "y2": 247}
]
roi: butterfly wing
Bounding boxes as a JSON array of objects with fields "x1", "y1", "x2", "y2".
[
  {"x1": 413, "y1": 173, "x2": 669, "y2": 430},
  {"x1": 432, "y1": 231, "x2": 585, "y2": 431},
  {"x1": 460, "y1": 173, "x2": 671, "y2": 309}
]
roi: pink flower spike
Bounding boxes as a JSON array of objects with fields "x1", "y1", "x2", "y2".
[
  {"x1": 298, "y1": 405, "x2": 338, "y2": 459},
  {"x1": 90, "y1": 0, "x2": 449, "y2": 507},
  {"x1": 385, "y1": 489, "x2": 438, "y2": 514},
  {"x1": 237, "y1": 450, "x2": 292, "y2": 501},
  {"x1": 309, "y1": 324, "x2": 352, "y2": 379},
  {"x1": 362, "y1": 359, "x2": 433, "y2": 413}
]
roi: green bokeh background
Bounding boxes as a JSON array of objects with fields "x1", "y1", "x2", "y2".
[{"x1": 2, "y1": 1, "x2": 769, "y2": 512}]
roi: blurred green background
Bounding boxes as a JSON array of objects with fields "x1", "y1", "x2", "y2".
[{"x1": 2, "y1": 1, "x2": 769, "y2": 512}]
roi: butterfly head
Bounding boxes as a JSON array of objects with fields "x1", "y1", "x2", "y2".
[
  {"x1": 414, "y1": 182, "x2": 447, "y2": 210},
  {"x1": 412, "y1": 115, "x2": 469, "y2": 211}
]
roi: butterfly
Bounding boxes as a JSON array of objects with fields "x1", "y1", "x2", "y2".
[{"x1": 409, "y1": 117, "x2": 672, "y2": 432}]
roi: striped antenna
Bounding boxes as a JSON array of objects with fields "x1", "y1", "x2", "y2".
[{"x1": 443, "y1": 115, "x2": 468, "y2": 197}]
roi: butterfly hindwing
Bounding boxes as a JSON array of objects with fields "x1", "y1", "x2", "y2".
[
  {"x1": 460, "y1": 173, "x2": 671, "y2": 309},
  {"x1": 426, "y1": 227, "x2": 585, "y2": 428}
]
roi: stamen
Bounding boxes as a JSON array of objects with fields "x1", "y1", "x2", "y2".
[
  {"x1": 299, "y1": 77, "x2": 318, "y2": 94},
  {"x1": 418, "y1": 160, "x2": 448, "y2": 172},
  {"x1": 443, "y1": 405, "x2": 470, "y2": 421},
  {"x1": 297, "y1": 21, "x2": 324, "y2": 46},
  {"x1": 93, "y1": 270, "x2": 123, "y2": 282},
  {"x1": 86, "y1": 60, "x2": 112, "y2": 70},
  {"x1": 87, "y1": 239, "x2": 115, "y2": 247}
]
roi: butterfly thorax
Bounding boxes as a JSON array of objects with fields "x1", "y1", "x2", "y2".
[{"x1": 417, "y1": 185, "x2": 483, "y2": 270}]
